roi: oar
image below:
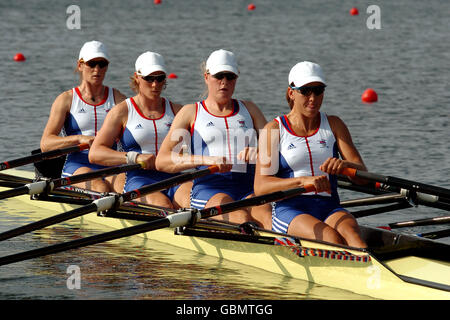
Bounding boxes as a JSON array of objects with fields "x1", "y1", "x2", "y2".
[
  {"x1": 340, "y1": 168, "x2": 450, "y2": 199},
  {"x1": 0, "y1": 144, "x2": 89, "y2": 171},
  {"x1": 0, "y1": 165, "x2": 219, "y2": 242},
  {"x1": 0, "y1": 172, "x2": 33, "y2": 184},
  {"x1": 0, "y1": 163, "x2": 141, "y2": 200},
  {"x1": 417, "y1": 228, "x2": 450, "y2": 240},
  {"x1": 0, "y1": 184, "x2": 315, "y2": 266},
  {"x1": 389, "y1": 215, "x2": 450, "y2": 229}
]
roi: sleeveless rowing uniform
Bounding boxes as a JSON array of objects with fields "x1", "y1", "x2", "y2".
[
  {"x1": 271, "y1": 112, "x2": 348, "y2": 234},
  {"x1": 62, "y1": 86, "x2": 115, "y2": 177},
  {"x1": 190, "y1": 99, "x2": 257, "y2": 209},
  {"x1": 120, "y1": 97, "x2": 179, "y2": 199}
]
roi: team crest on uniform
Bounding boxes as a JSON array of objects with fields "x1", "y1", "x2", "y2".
[
  {"x1": 238, "y1": 120, "x2": 246, "y2": 128},
  {"x1": 318, "y1": 140, "x2": 328, "y2": 148},
  {"x1": 165, "y1": 122, "x2": 172, "y2": 128}
]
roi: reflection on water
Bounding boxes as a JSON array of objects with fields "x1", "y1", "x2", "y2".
[{"x1": 0, "y1": 198, "x2": 372, "y2": 300}]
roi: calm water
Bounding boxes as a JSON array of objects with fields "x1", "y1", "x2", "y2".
[{"x1": 0, "y1": 0, "x2": 449, "y2": 300}]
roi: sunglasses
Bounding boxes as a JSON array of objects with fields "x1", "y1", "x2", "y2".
[
  {"x1": 85, "y1": 60, "x2": 109, "y2": 68},
  {"x1": 212, "y1": 72, "x2": 238, "y2": 81},
  {"x1": 142, "y1": 74, "x2": 166, "y2": 83},
  {"x1": 291, "y1": 85, "x2": 326, "y2": 96}
]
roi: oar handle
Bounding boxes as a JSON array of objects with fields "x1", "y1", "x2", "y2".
[
  {"x1": 340, "y1": 168, "x2": 450, "y2": 199},
  {"x1": 0, "y1": 144, "x2": 90, "y2": 171}
]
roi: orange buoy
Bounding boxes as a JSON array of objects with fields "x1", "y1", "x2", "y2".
[
  {"x1": 361, "y1": 88, "x2": 378, "y2": 103},
  {"x1": 14, "y1": 53, "x2": 26, "y2": 62},
  {"x1": 168, "y1": 73, "x2": 178, "y2": 79},
  {"x1": 154, "y1": 0, "x2": 161, "y2": 4},
  {"x1": 247, "y1": 3, "x2": 256, "y2": 11},
  {"x1": 349, "y1": 7, "x2": 359, "y2": 15}
]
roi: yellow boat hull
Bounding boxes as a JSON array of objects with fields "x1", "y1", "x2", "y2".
[{"x1": 1, "y1": 168, "x2": 449, "y2": 300}]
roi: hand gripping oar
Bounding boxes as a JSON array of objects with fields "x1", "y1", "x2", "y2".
[
  {"x1": 0, "y1": 184, "x2": 315, "y2": 266},
  {"x1": 0, "y1": 163, "x2": 142, "y2": 200},
  {"x1": 0, "y1": 165, "x2": 219, "y2": 242},
  {"x1": 340, "y1": 168, "x2": 450, "y2": 200},
  {"x1": 0, "y1": 144, "x2": 90, "y2": 171}
]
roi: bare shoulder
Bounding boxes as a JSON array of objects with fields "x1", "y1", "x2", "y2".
[
  {"x1": 177, "y1": 103, "x2": 197, "y2": 117},
  {"x1": 327, "y1": 114, "x2": 348, "y2": 131},
  {"x1": 264, "y1": 119, "x2": 280, "y2": 130},
  {"x1": 170, "y1": 102, "x2": 184, "y2": 114},
  {"x1": 57, "y1": 89, "x2": 73, "y2": 103},
  {"x1": 171, "y1": 103, "x2": 197, "y2": 128},
  {"x1": 241, "y1": 100, "x2": 263, "y2": 114},
  {"x1": 51, "y1": 89, "x2": 73, "y2": 111},
  {"x1": 109, "y1": 99, "x2": 129, "y2": 117},
  {"x1": 241, "y1": 100, "x2": 267, "y2": 129},
  {"x1": 113, "y1": 88, "x2": 127, "y2": 104}
]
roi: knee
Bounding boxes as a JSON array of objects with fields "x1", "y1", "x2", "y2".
[{"x1": 321, "y1": 228, "x2": 346, "y2": 245}]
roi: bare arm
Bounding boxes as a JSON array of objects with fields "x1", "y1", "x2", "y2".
[
  {"x1": 88, "y1": 101, "x2": 131, "y2": 167},
  {"x1": 155, "y1": 104, "x2": 231, "y2": 173},
  {"x1": 40, "y1": 90, "x2": 95, "y2": 152},
  {"x1": 320, "y1": 115, "x2": 367, "y2": 183}
]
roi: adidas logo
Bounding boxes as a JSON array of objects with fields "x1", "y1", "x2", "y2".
[
  {"x1": 135, "y1": 124, "x2": 144, "y2": 129},
  {"x1": 206, "y1": 121, "x2": 215, "y2": 127},
  {"x1": 287, "y1": 143, "x2": 296, "y2": 150},
  {"x1": 78, "y1": 108, "x2": 86, "y2": 113}
]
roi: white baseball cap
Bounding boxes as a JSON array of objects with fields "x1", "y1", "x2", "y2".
[
  {"x1": 288, "y1": 61, "x2": 326, "y2": 87},
  {"x1": 79, "y1": 41, "x2": 109, "y2": 62},
  {"x1": 206, "y1": 49, "x2": 239, "y2": 76},
  {"x1": 135, "y1": 51, "x2": 167, "y2": 77}
]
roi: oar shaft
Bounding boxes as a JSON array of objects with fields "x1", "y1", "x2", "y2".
[
  {"x1": 0, "y1": 185, "x2": 31, "y2": 200},
  {"x1": 0, "y1": 144, "x2": 89, "y2": 171},
  {"x1": 341, "y1": 168, "x2": 450, "y2": 199},
  {"x1": 0, "y1": 218, "x2": 171, "y2": 266},
  {"x1": 199, "y1": 185, "x2": 316, "y2": 220},
  {"x1": 0, "y1": 164, "x2": 141, "y2": 201},
  {"x1": 0, "y1": 203, "x2": 99, "y2": 242},
  {"x1": 51, "y1": 163, "x2": 141, "y2": 189},
  {"x1": 389, "y1": 215, "x2": 450, "y2": 229}
]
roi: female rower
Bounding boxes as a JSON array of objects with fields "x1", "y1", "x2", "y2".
[
  {"x1": 155, "y1": 49, "x2": 271, "y2": 228},
  {"x1": 254, "y1": 61, "x2": 367, "y2": 248},
  {"x1": 89, "y1": 51, "x2": 188, "y2": 209},
  {"x1": 40, "y1": 40, "x2": 126, "y2": 192}
]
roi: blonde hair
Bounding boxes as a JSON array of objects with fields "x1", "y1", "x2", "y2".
[{"x1": 129, "y1": 73, "x2": 139, "y2": 93}]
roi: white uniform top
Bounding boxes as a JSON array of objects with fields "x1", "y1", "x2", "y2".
[
  {"x1": 275, "y1": 112, "x2": 339, "y2": 197},
  {"x1": 62, "y1": 86, "x2": 115, "y2": 159},
  {"x1": 120, "y1": 97, "x2": 175, "y2": 155},
  {"x1": 63, "y1": 86, "x2": 115, "y2": 139},
  {"x1": 191, "y1": 99, "x2": 257, "y2": 173}
]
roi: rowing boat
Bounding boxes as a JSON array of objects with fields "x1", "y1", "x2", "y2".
[{"x1": 0, "y1": 168, "x2": 449, "y2": 300}]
